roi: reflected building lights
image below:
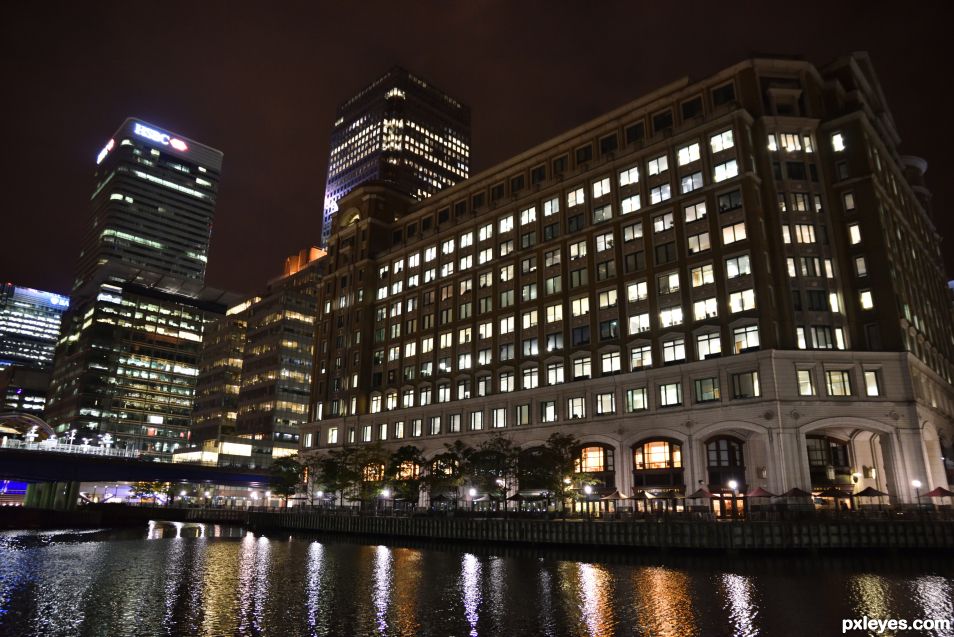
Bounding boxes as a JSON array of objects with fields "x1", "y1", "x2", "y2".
[
  {"x1": 631, "y1": 566, "x2": 699, "y2": 637},
  {"x1": 848, "y1": 574, "x2": 892, "y2": 621},
  {"x1": 912, "y1": 576, "x2": 953, "y2": 637},
  {"x1": 577, "y1": 563, "x2": 614, "y2": 637},
  {"x1": 373, "y1": 545, "x2": 392, "y2": 634},
  {"x1": 460, "y1": 553, "x2": 482, "y2": 637},
  {"x1": 720, "y1": 573, "x2": 759, "y2": 637}
]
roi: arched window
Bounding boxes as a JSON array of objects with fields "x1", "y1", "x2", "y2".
[
  {"x1": 633, "y1": 439, "x2": 684, "y2": 490},
  {"x1": 574, "y1": 445, "x2": 614, "y2": 474},
  {"x1": 395, "y1": 461, "x2": 420, "y2": 480},
  {"x1": 706, "y1": 437, "x2": 744, "y2": 468},
  {"x1": 362, "y1": 463, "x2": 385, "y2": 482},
  {"x1": 705, "y1": 436, "x2": 745, "y2": 490},
  {"x1": 806, "y1": 435, "x2": 851, "y2": 486},
  {"x1": 634, "y1": 440, "x2": 683, "y2": 470}
]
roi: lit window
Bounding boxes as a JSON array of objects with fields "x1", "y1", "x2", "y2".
[
  {"x1": 520, "y1": 206, "x2": 537, "y2": 226},
  {"x1": 854, "y1": 256, "x2": 867, "y2": 277},
  {"x1": 567, "y1": 397, "x2": 586, "y2": 419},
  {"x1": 592, "y1": 177, "x2": 611, "y2": 198},
  {"x1": 598, "y1": 289, "x2": 618, "y2": 309},
  {"x1": 659, "y1": 382, "x2": 682, "y2": 407},
  {"x1": 733, "y1": 325, "x2": 759, "y2": 352},
  {"x1": 631, "y1": 344, "x2": 652, "y2": 369},
  {"x1": 694, "y1": 377, "x2": 720, "y2": 402},
  {"x1": 687, "y1": 231, "x2": 710, "y2": 254},
  {"x1": 625, "y1": 388, "x2": 648, "y2": 412},
  {"x1": 680, "y1": 171, "x2": 704, "y2": 194},
  {"x1": 684, "y1": 201, "x2": 707, "y2": 223},
  {"x1": 725, "y1": 254, "x2": 750, "y2": 278},
  {"x1": 797, "y1": 370, "x2": 815, "y2": 396},
  {"x1": 831, "y1": 132, "x2": 846, "y2": 152},
  {"x1": 697, "y1": 331, "x2": 721, "y2": 358},
  {"x1": 677, "y1": 143, "x2": 700, "y2": 166},
  {"x1": 650, "y1": 184, "x2": 671, "y2": 204},
  {"x1": 648, "y1": 155, "x2": 668, "y2": 175},
  {"x1": 653, "y1": 212, "x2": 674, "y2": 233},
  {"x1": 571, "y1": 297, "x2": 589, "y2": 316},
  {"x1": 722, "y1": 222, "x2": 746, "y2": 244},
  {"x1": 498, "y1": 215, "x2": 514, "y2": 233},
  {"x1": 567, "y1": 186, "x2": 585, "y2": 207},
  {"x1": 693, "y1": 298, "x2": 718, "y2": 320},
  {"x1": 621, "y1": 195, "x2": 641, "y2": 215},
  {"x1": 691, "y1": 263, "x2": 714, "y2": 287},
  {"x1": 732, "y1": 371, "x2": 760, "y2": 398},
  {"x1": 595, "y1": 392, "x2": 616, "y2": 415},
  {"x1": 543, "y1": 197, "x2": 560, "y2": 216},
  {"x1": 710, "y1": 130, "x2": 734, "y2": 153},
  {"x1": 628, "y1": 312, "x2": 650, "y2": 334},
  {"x1": 848, "y1": 224, "x2": 862, "y2": 245},
  {"x1": 860, "y1": 290, "x2": 874, "y2": 310},
  {"x1": 864, "y1": 370, "x2": 881, "y2": 397},
  {"x1": 728, "y1": 289, "x2": 756, "y2": 313},
  {"x1": 662, "y1": 338, "x2": 685, "y2": 363},
  {"x1": 826, "y1": 370, "x2": 851, "y2": 396},
  {"x1": 713, "y1": 160, "x2": 738, "y2": 182},
  {"x1": 767, "y1": 134, "x2": 778, "y2": 151},
  {"x1": 619, "y1": 166, "x2": 639, "y2": 186}
]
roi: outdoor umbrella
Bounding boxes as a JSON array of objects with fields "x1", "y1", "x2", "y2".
[
  {"x1": 745, "y1": 486, "x2": 776, "y2": 498},
  {"x1": 925, "y1": 486, "x2": 954, "y2": 507},
  {"x1": 854, "y1": 486, "x2": 889, "y2": 509},
  {"x1": 599, "y1": 490, "x2": 630, "y2": 501},
  {"x1": 687, "y1": 487, "x2": 713, "y2": 499},
  {"x1": 506, "y1": 493, "x2": 525, "y2": 501}
]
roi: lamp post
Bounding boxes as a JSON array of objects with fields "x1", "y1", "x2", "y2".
[
  {"x1": 469, "y1": 487, "x2": 477, "y2": 513},
  {"x1": 583, "y1": 484, "x2": 593, "y2": 519},
  {"x1": 381, "y1": 488, "x2": 391, "y2": 514},
  {"x1": 912, "y1": 479, "x2": 922, "y2": 509},
  {"x1": 727, "y1": 480, "x2": 739, "y2": 519}
]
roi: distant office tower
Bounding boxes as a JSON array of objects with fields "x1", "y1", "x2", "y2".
[
  {"x1": 302, "y1": 53, "x2": 954, "y2": 509},
  {"x1": 75, "y1": 118, "x2": 223, "y2": 291},
  {"x1": 46, "y1": 119, "x2": 237, "y2": 460},
  {"x1": 0, "y1": 284, "x2": 69, "y2": 416},
  {"x1": 321, "y1": 67, "x2": 471, "y2": 246},
  {"x1": 0, "y1": 283, "x2": 69, "y2": 370},
  {"x1": 175, "y1": 248, "x2": 323, "y2": 468}
]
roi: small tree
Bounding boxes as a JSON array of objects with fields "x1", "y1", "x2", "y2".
[
  {"x1": 544, "y1": 433, "x2": 580, "y2": 511},
  {"x1": 423, "y1": 440, "x2": 475, "y2": 507},
  {"x1": 386, "y1": 445, "x2": 425, "y2": 506},
  {"x1": 270, "y1": 455, "x2": 304, "y2": 508}
]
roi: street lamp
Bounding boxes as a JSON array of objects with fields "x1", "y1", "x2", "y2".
[
  {"x1": 912, "y1": 479, "x2": 922, "y2": 508},
  {"x1": 469, "y1": 487, "x2": 477, "y2": 512},
  {"x1": 727, "y1": 480, "x2": 739, "y2": 519}
]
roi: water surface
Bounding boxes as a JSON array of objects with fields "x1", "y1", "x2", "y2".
[{"x1": 0, "y1": 522, "x2": 952, "y2": 636}]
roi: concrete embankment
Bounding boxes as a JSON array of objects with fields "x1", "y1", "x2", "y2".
[{"x1": 5, "y1": 505, "x2": 954, "y2": 550}]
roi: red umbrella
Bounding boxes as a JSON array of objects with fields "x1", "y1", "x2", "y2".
[
  {"x1": 687, "y1": 488, "x2": 713, "y2": 499},
  {"x1": 746, "y1": 486, "x2": 776, "y2": 498},
  {"x1": 855, "y1": 486, "x2": 889, "y2": 498},
  {"x1": 925, "y1": 486, "x2": 954, "y2": 498}
]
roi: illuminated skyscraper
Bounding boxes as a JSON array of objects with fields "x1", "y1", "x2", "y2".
[
  {"x1": 321, "y1": 67, "x2": 471, "y2": 246},
  {"x1": 76, "y1": 118, "x2": 223, "y2": 291},
  {"x1": 46, "y1": 119, "x2": 238, "y2": 460},
  {"x1": 0, "y1": 283, "x2": 69, "y2": 370}
]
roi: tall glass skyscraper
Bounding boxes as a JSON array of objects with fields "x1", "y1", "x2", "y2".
[
  {"x1": 46, "y1": 119, "x2": 239, "y2": 460},
  {"x1": 321, "y1": 67, "x2": 471, "y2": 246},
  {"x1": 0, "y1": 283, "x2": 69, "y2": 370},
  {"x1": 75, "y1": 118, "x2": 223, "y2": 291}
]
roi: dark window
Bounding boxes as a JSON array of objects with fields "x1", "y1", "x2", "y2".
[
  {"x1": 624, "y1": 251, "x2": 646, "y2": 273},
  {"x1": 406, "y1": 223, "x2": 417, "y2": 237},
  {"x1": 531, "y1": 165, "x2": 546, "y2": 184},
  {"x1": 438, "y1": 208, "x2": 450, "y2": 224},
  {"x1": 568, "y1": 214, "x2": 584, "y2": 232},
  {"x1": 772, "y1": 162, "x2": 783, "y2": 180},
  {"x1": 472, "y1": 192, "x2": 485, "y2": 209},
  {"x1": 421, "y1": 217, "x2": 432, "y2": 232},
  {"x1": 510, "y1": 174, "x2": 525, "y2": 193},
  {"x1": 599, "y1": 134, "x2": 618, "y2": 155},
  {"x1": 544, "y1": 223, "x2": 559, "y2": 240},
  {"x1": 807, "y1": 290, "x2": 827, "y2": 311},
  {"x1": 596, "y1": 260, "x2": 615, "y2": 280},
  {"x1": 392, "y1": 230, "x2": 403, "y2": 245},
  {"x1": 625, "y1": 122, "x2": 645, "y2": 145},
  {"x1": 652, "y1": 110, "x2": 673, "y2": 133},
  {"x1": 553, "y1": 155, "x2": 568, "y2": 174},
  {"x1": 786, "y1": 162, "x2": 807, "y2": 180},
  {"x1": 599, "y1": 319, "x2": 619, "y2": 340},
  {"x1": 454, "y1": 201, "x2": 467, "y2": 217},
  {"x1": 520, "y1": 231, "x2": 537, "y2": 249},
  {"x1": 718, "y1": 190, "x2": 742, "y2": 212},
  {"x1": 575, "y1": 145, "x2": 593, "y2": 165},
  {"x1": 681, "y1": 97, "x2": 703, "y2": 120},
  {"x1": 655, "y1": 242, "x2": 676, "y2": 265},
  {"x1": 837, "y1": 162, "x2": 849, "y2": 180},
  {"x1": 490, "y1": 183, "x2": 505, "y2": 201},
  {"x1": 712, "y1": 83, "x2": 736, "y2": 106},
  {"x1": 572, "y1": 326, "x2": 590, "y2": 346},
  {"x1": 810, "y1": 164, "x2": 818, "y2": 182},
  {"x1": 569, "y1": 268, "x2": 588, "y2": 288},
  {"x1": 791, "y1": 290, "x2": 802, "y2": 311}
]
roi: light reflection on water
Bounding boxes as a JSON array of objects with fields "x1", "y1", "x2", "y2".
[{"x1": 0, "y1": 526, "x2": 952, "y2": 637}]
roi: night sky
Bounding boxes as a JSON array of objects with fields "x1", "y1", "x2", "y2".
[{"x1": 3, "y1": 2, "x2": 952, "y2": 297}]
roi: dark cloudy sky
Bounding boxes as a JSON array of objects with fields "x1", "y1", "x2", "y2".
[{"x1": 3, "y1": 1, "x2": 952, "y2": 296}]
